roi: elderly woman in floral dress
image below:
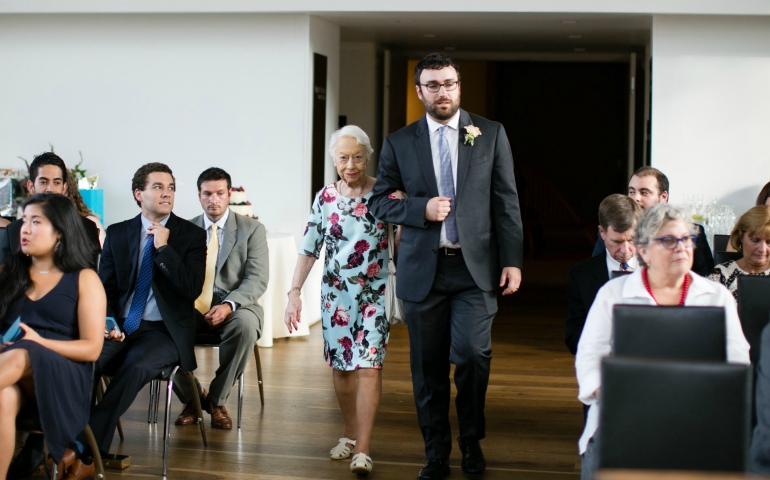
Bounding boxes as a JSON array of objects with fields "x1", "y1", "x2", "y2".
[{"x1": 285, "y1": 125, "x2": 395, "y2": 476}]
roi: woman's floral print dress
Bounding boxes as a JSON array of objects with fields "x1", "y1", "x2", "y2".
[{"x1": 299, "y1": 184, "x2": 390, "y2": 370}]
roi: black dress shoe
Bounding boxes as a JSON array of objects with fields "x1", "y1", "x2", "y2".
[
  {"x1": 7, "y1": 444, "x2": 46, "y2": 479},
  {"x1": 418, "y1": 459, "x2": 450, "y2": 480},
  {"x1": 458, "y1": 437, "x2": 486, "y2": 478}
]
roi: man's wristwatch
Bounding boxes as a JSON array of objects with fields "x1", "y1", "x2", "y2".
[{"x1": 287, "y1": 286, "x2": 301, "y2": 296}]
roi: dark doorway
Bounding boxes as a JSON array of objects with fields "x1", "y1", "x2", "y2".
[
  {"x1": 488, "y1": 61, "x2": 629, "y2": 259},
  {"x1": 311, "y1": 53, "x2": 328, "y2": 199}
]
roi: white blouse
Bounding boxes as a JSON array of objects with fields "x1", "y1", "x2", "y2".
[{"x1": 574, "y1": 269, "x2": 750, "y2": 454}]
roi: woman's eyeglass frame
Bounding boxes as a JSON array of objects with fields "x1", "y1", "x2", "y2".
[{"x1": 653, "y1": 234, "x2": 698, "y2": 250}]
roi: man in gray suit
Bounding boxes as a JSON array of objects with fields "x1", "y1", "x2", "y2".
[
  {"x1": 174, "y1": 167, "x2": 269, "y2": 429},
  {"x1": 370, "y1": 53, "x2": 524, "y2": 480}
]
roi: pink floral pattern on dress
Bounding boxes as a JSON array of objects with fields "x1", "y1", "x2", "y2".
[{"x1": 301, "y1": 184, "x2": 390, "y2": 371}]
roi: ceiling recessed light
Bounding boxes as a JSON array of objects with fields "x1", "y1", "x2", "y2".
[
  {"x1": 424, "y1": 34, "x2": 436, "y2": 38},
  {"x1": 568, "y1": 34, "x2": 583, "y2": 39},
  {"x1": 561, "y1": 20, "x2": 578, "y2": 25},
  {"x1": 574, "y1": 47, "x2": 586, "y2": 52}
]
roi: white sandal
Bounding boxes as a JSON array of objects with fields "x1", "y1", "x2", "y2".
[
  {"x1": 330, "y1": 437, "x2": 356, "y2": 460},
  {"x1": 350, "y1": 452, "x2": 373, "y2": 475}
]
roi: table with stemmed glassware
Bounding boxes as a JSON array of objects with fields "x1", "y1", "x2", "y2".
[{"x1": 681, "y1": 195, "x2": 737, "y2": 250}]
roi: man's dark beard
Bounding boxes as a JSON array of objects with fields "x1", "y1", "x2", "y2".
[{"x1": 423, "y1": 98, "x2": 460, "y2": 121}]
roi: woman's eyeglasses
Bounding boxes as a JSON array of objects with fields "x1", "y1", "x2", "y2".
[{"x1": 654, "y1": 234, "x2": 698, "y2": 249}]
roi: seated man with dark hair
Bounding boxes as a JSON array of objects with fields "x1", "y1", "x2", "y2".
[
  {"x1": 172, "y1": 167, "x2": 268, "y2": 429},
  {"x1": 0, "y1": 152, "x2": 100, "y2": 264},
  {"x1": 591, "y1": 166, "x2": 714, "y2": 276},
  {"x1": 55, "y1": 162, "x2": 206, "y2": 480}
]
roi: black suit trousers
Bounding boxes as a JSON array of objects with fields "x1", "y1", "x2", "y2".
[
  {"x1": 87, "y1": 321, "x2": 179, "y2": 453},
  {"x1": 402, "y1": 254, "x2": 497, "y2": 460}
]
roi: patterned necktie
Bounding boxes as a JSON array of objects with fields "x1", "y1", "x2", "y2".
[
  {"x1": 124, "y1": 236, "x2": 156, "y2": 335},
  {"x1": 195, "y1": 224, "x2": 219, "y2": 314},
  {"x1": 438, "y1": 126, "x2": 459, "y2": 244},
  {"x1": 620, "y1": 262, "x2": 630, "y2": 271}
]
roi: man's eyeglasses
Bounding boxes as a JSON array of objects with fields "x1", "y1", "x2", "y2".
[
  {"x1": 420, "y1": 80, "x2": 459, "y2": 93},
  {"x1": 653, "y1": 234, "x2": 698, "y2": 250}
]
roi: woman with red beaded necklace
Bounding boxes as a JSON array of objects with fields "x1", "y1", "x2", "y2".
[{"x1": 574, "y1": 203, "x2": 750, "y2": 480}]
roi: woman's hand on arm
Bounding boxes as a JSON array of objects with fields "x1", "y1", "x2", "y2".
[{"x1": 284, "y1": 255, "x2": 316, "y2": 334}]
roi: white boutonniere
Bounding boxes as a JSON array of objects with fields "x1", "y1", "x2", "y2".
[{"x1": 463, "y1": 125, "x2": 482, "y2": 146}]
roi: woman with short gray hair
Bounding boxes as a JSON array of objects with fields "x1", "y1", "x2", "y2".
[
  {"x1": 575, "y1": 203, "x2": 750, "y2": 480},
  {"x1": 285, "y1": 125, "x2": 391, "y2": 475}
]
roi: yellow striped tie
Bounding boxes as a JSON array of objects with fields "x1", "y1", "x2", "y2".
[{"x1": 195, "y1": 224, "x2": 218, "y2": 314}]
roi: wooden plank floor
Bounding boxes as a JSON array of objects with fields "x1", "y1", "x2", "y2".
[{"x1": 30, "y1": 272, "x2": 583, "y2": 479}]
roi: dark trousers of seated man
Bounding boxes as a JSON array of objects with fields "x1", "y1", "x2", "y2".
[
  {"x1": 83, "y1": 320, "x2": 179, "y2": 454},
  {"x1": 172, "y1": 294, "x2": 260, "y2": 408}
]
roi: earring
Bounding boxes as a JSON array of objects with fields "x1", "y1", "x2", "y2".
[{"x1": 54, "y1": 240, "x2": 62, "y2": 255}]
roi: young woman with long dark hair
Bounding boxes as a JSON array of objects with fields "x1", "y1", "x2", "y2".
[{"x1": 0, "y1": 194, "x2": 104, "y2": 478}]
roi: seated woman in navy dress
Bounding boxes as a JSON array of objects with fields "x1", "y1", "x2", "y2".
[{"x1": 0, "y1": 194, "x2": 104, "y2": 478}]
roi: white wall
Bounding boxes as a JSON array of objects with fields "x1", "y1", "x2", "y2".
[
  {"x1": 651, "y1": 15, "x2": 770, "y2": 213},
  {"x1": 339, "y1": 41, "x2": 378, "y2": 172},
  {"x1": 0, "y1": 13, "x2": 339, "y2": 239},
  {"x1": 308, "y1": 16, "x2": 341, "y2": 190}
]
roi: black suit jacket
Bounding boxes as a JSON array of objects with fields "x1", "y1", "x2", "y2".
[
  {"x1": 566, "y1": 253, "x2": 609, "y2": 355},
  {"x1": 0, "y1": 215, "x2": 100, "y2": 262},
  {"x1": 370, "y1": 110, "x2": 524, "y2": 302},
  {"x1": 98, "y1": 213, "x2": 206, "y2": 372},
  {"x1": 591, "y1": 224, "x2": 714, "y2": 277}
]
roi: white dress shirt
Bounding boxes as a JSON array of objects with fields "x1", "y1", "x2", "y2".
[
  {"x1": 426, "y1": 111, "x2": 461, "y2": 249},
  {"x1": 202, "y1": 208, "x2": 236, "y2": 312},
  {"x1": 605, "y1": 252, "x2": 639, "y2": 276},
  {"x1": 574, "y1": 269, "x2": 750, "y2": 454}
]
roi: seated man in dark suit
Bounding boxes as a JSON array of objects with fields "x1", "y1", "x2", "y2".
[
  {"x1": 4, "y1": 152, "x2": 101, "y2": 479},
  {"x1": 567, "y1": 194, "x2": 641, "y2": 355},
  {"x1": 173, "y1": 167, "x2": 268, "y2": 429},
  {"x1": 0, "y1": 152, "x2": 100, "y2": 265},
  {"x1": 591, "y1": 166, "x2": 714, "y2": 276},
  {"x1": 56, "y1": 163, "x2": 206, "y2": 480}
]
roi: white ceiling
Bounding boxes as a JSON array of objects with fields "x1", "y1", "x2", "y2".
[{"x1": 318, "y1": 12, "x2": 651, "y2": 55}]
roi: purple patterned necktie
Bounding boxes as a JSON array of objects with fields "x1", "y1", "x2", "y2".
[{"x1": 438, "y1": 126, "x2": 459, "y2": 244}]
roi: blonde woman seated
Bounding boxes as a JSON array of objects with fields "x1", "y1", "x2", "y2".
[
  {"x1": 575, "y1": 203, "x2": 750, "y2": 480},
  {"x1": 0, "y1": 194, "x2": 104, "y2": 478},
  {"x1": 709, "y1": 206, "x2": 770, "y2": 304}
]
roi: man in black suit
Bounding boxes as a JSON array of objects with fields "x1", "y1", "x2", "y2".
[
  {"x1": 60, "y1": 163, "x2": 205, "y2": 480},
  {"x1": 0, "y1": 152, "x2": 100, "y2": 264},
  {"x1": 566, "y1": 194, "x2": 641, "y2": 355},
  {"x1": 370, "y1": 53, "x2": 523, "y2": 480},
  {"x1": 591, "y1": 166, "x2": 714, "y2": 276}
]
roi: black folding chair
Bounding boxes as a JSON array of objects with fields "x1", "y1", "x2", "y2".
[
  {"x1": 612, "y1": 305, "x2": 727, "y2": 361},
  {"x1": 737, "y1": 275, "x2": 770, "y2": 367},
  {"x1": 714, "y1": 234, "x2": 731, "y2": 253},
  {"x1": 194, "y1": 332, "x2": 265, "y2": 428},
  {"x1": 599, "y1": 357, "x2": 751, "y2": 472},
  {"x1": 714, "y1": 251, "x2": 743, "y2": 266},
  {"x1": 16, "y1": 365, "x2": 106, "y2": 479},
  {"x1": 146, "y1": 365, "x2": 208, "y2": 476}
]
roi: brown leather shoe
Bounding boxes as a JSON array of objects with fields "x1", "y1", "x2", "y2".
[
  {"x1": 210, "y1": 402, "x2": 233, "y2": 429},
  {"x1": 62, "y1": 458, "x2": 95, "y2": 480},
  {"x1": 45, "y1": 449, "x2": 76, "y2": 480},
  {"x1": 175, "y1": 389, "x2": 208, "y2": 425}
]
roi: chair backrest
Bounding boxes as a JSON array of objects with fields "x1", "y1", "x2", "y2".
[
  {"x1": 612, "y1": 305, "x2": 726, "y2": 361},
  {"x1": 738, "y1": 276, "x2": 770, "y2": 366},
  {"x1": 714, "y1": 251, "x2": 743, "y2": 266},
  {"x1": 599, "y1": 357, "x2": 751, "y2": 471},
  {"x1": 609, "y1": 270, "x2": 632, "y2": 280},
  {"x1": 0, "y1": 227, "x2": 6, "y2": 264},
  {"x1": 714, "y1": 234, "x2": 731, "y2": 253}
]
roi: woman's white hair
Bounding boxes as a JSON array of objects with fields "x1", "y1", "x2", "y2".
[
  {"x1": 328, "y1": 125, "x2": 374, "y2": 161},
  {"x1": 635, "y1": 203, "x2": 697, "y2": 264}
]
